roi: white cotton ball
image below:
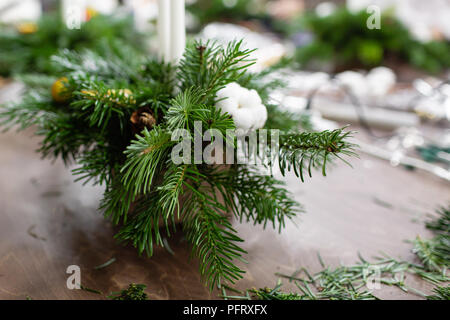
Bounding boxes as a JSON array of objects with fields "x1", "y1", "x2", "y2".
[
  {"x1": 316, "y1": 2, "x2": 337, "y2": 18},
  {"x1": 216, "y1": 97, "x2": 238, "y2": 115},
  {"x1": 367, "y1": 67, "x2": 397, "y2": 97},
  {"x1": 233, "y1": 108, "x2": 255, "y2": 131},
  {"x1": 215, "y1": 82, "x2": 268, "y2": 134},
  {"x1": 335, "y1": 71, "x2": 368, "y2": 97},
  {"x1": 244, "y1": 89, "x2": 263, "y2": 108},
  {"x1": 253, "y1": 104, "x2": 268, "y2": 129},
  {"x1": 217, "y1": 82, "x2": 243, "y2": 100}
]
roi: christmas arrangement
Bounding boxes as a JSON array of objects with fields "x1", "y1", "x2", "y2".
[
  {"x1": 285, "y1": 7, "x2": 450, "y2": 73},
  {"x1": 0, "y1": 38, "x2": 356, "y2": 289},
  {"x1": 0, "y1": 11, "x2": 145, "y2": 77},
  {"x1": 0, "y1": 0, "x2": 359, "y2": 290}
]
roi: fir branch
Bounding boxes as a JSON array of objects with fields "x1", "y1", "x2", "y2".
[
  {"x1": 72, "y1": 143, "x2": 116, "y2": 186},
  {"x1": 426, "y1": 206, "x2": 450, "y2": 236},
  {"x1": 108, "y1": 284, "x2": 148, "y2": 300},
  {"x1": 412, "y1": 236, "x2": 450, "y2": 273},
  {"x1": 71, "y1": 83, "x2": 136, "y2": 131},
  {"x1": 178, "y1": 40, "x2": 255, "y2": 104},
  {"x1": 426, "y1": 285, "x2": 450, "y2": 300},
  {"x1": 156, "y1": 164, "x2": 199, "y2": 222},
  {"x1": 100, "y1": 173, "x2": 137, "y2": 225},
  {"x1": 165, "y1": 88, "x2": 207, "y2": 131},
  {"x1": 14, "y1": 73, "x2": 57, "y2": 89},
  {"x1": 205, "y1": 166, "x2": 302, "y2": 231},
  {"x1": 182, "y1": 187, "x2": 247, "y2": 291},
  {"x1": 114, "y1": 191, "x2": 165, "y2": 256},
  {"x1": 278, "y1": 128, "x2": 357, "y2": 181},
  {"x1": 412, "y1": 206, "x2": 450, "y2": 273},
  {"x1": 52, "y1": 39, "x2": 146, "y2": 83},
  {"x1": 121, "y1": 127, "x2": 174, "y2": 196},
  {"x1": 165, "y1": 88, "x2": 235, "y2": 141},
  {"x1": 248, "y1": 283, "x2": 304, "y2": 300}
]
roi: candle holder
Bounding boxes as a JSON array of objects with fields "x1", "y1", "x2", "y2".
[{"x1": 0, "y1": 39, "x2": 356, "y2": 290}]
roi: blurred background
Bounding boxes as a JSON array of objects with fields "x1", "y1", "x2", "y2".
[{"x1": 0, "y1": 0, "x2": 449, "y2": 300}]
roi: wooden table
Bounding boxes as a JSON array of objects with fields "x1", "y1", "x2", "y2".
[{"x1": 0, "y1": 85, "x2": 448, "y2": 300}]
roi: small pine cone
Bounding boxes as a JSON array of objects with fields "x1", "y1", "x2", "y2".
[{"x1": 130, "y1": 106, "x2": 156, "y2": 134}]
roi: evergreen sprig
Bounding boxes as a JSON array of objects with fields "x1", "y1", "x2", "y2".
[
  {"x1": 427, "y1": 285, "x2": 450, "y2": 300},
  {"x1": 278, "y1": 129, "x2": 357, "y2": 181},
  {"x1": 182, "y1": 185, "x2": 247, "y2": 291},
  {"x1": 205, "y1": 166, "x2": 302, "y2": 231},
  {"x1": 108, "y1": 283, "x2": 148, "y2": 300},
  {"x1": 412, "y1": 205, "x2": 450, "y2": 273},
  {"x1": 178, "y1": 40, "x2": 255, "y2": 104}
]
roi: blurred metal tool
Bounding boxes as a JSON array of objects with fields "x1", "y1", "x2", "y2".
[{"x1": 356, "y1": 138, "x2": 450, "y2": 182}]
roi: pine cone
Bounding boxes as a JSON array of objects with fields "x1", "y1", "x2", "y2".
[{"x1": 130, "y1": 106, "x2": 156, "y2": 134}]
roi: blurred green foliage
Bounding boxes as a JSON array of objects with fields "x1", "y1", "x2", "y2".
[
  {"x1": 0, "y1": 12, "x2": 145, "y2": 77},
  {"x1": 283, "y1": 7, "x2": 450, "y2": 73},
  {"x1": 187, "y1": 0, "x2": 268, "y2": 31}
]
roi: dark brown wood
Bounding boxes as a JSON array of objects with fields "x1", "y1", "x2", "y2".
[{"x1": 0, "y1": 125, "x2": 448, "y2": 300}]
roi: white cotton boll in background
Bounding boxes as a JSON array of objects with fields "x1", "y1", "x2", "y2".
[
  {"x1": 315, "y1": 2, "x2": 337, "y2": 18},
  {"x1": 285, "y1": 72, "x2": 331, "y2": 93},
  {"x1": 409, "y1": 22, "x2": 434, "y2": 43},
  {"x1": 0, "y1": 0, "x2": 42, "y2": 23},
  {"x1": 335, "y1": 71, "x2": 368, "y2": 97},
  {"x1": 88, "y1": 0, "x2": 119, "y2": 15},
  {"x1": 366, "y1": 67, "x2": 397, "y2": 97},
  {"x1": 346, "y1": 0, "x2": 371, "y2": 13}
]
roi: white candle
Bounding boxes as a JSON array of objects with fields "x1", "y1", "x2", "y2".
[
  {"x1": 170, "y1": 0, "x2": 186, "y2": 64},
  {"x1": 61, "y1": 0, "x2": 86, "y2": 29},
  {"x1": 158, "y1": 0, "x2": 171, "y2": 62}
]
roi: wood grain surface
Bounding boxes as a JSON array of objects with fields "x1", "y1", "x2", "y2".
[{"x1": 0, "y1": 84, "x2": 448, "y2": 300}]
